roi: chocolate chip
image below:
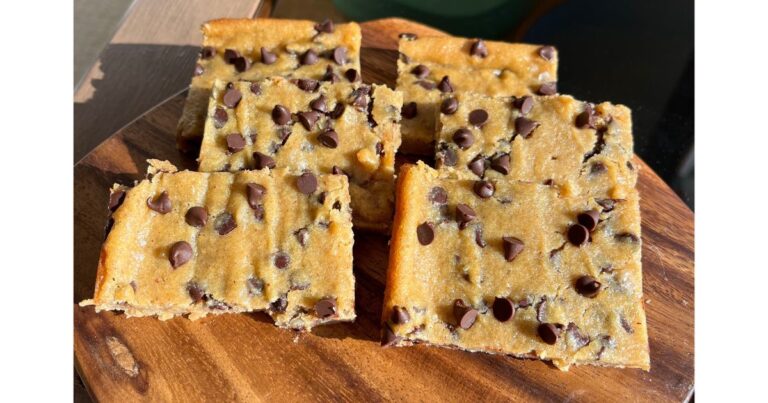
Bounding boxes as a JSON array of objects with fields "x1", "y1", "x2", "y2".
[
  {"x1": 332, "y1": 46, "x2": 347, "y2": 65},
  {"x1": 441, "y1": 97, "x2": 458, "y2": 114},
  {"x1": 329, "y1": 102, "x2": 346, "y2": 119},
  {"x1": 391, "y1": 306, "x2": 410, "y2": 324},
  {"x1": 399, "y1": 32, "x2": 417, "y2": 40},
  {"x1": 294, "y1": 227, "x2": 309, "y2": 247},
  {"x1": 538, "y1": 82, "x2": 557, "y2": 95},
  {"x1": 468, "y1": 109, "x2": 488, "y2": 127},
  {"x1": 169, "y1": 241, "x2": 193, "y2": 268},
  {"x1": 429, "y1": 187, "x2": 448, "y2": 204},
  {"x1": 187, "y1": 282, "x2": 204, "y2": 302},
  {"x1": 577, "y1": 210, "x2": 600, "y2": 231},
  {"x1": 416, "y1": 80, "x2": 435, "y2": 90},
  {"x1": 253, "y1": 152, "x2": 276, "y2": 169},
  {"x1": 297, "y1": 111, "x2": 320, "y2": 130},
  {"x1": 214, "y1": 213, "x2": 237, "y2": 235},
  {"x1": 331, "y1": 166, "x2": 347, "y2": 176},
  {"x1": 193, "y1": 64, "x2": 204, "y2": 76},
  {"x1": 515, "y1": 117, "x2": 539, "y2": 138},
  {"x1": 226, "y1": 133, "x2": 245, "y2": 153},
  {"x1": 401, "y1": 102, "x2": 418, "y2": 119},
  {"x1": 274, "y1": 252, "x2": 290, "y2": 269},
  {"x1": 437, "y1": 76, "x2": 453, "y2": 93},
  {"x1": 270, "y1": 295, "x2": 288, "y2": 312},
  {"x1": 591, "y1": 162, "x2": 606, "y2": 174},
  {"x1": 473, "y1": 180, "x2": 494, "y2": 198},
  {"x1": 223, "y1": 49, "x2": 240, "y2": 64},
  {"x1": 596, "y1": 199, "x2": 617, "y2": 212},
  {"x1": 344, "y1": 68, "x2": 360, "y2": 82},
  {"x1": 185, "y1": 207, "x2": 208, "y2": 227},
  {"x1": 490, "y1": 153, "x2": 510, "y2": 175},
  {"x1": 502, "y1": 236, "x2": 524, "y2": 262},
  {"x1": 470, "y1": 39, "x2": 488, "y2": 57},
  {"x1": 247, "y1": 278, "x2": 264, "y2": 296},
  {"x1": 314, "y1": 18, "x2": 334, "y2": 33},
  {"x1": 351, "y1": 88, "x2": 369, "y2": 110},
  {"x1": 468, "y1": 155, "x2": 487, "y2": 177},
  {"x1": 452, "y1": 128, "x2": 474, "y2": 149},
  {"x1": 252, "y1": 204, "x2": 265, "y2": 221},
  {"x1": 411, "y1": 64, "x2": 430, "y2": 78},
  {"x1": 213, "y1": 108, "x2": 228, "y2": 128},
  {"x1": 296, "y1": 78, "x2": 319, "y2": 92},
  {"x1": 258, "y1": 47, "x2": 277, "y2": 65},
  {"x1": 437, "y1": 144, "x2": 457, "y2": 166},
  {"x1": 492, "y1": 297, "x2": 515, "y2": 322},
  {"x1": 475, "y1": 226, "x2": 487, "y2": 248},
  {"x1": 455, "y1": 204, "x2": 476, "y2": 226},
  {"x1": 575, "y1": 275, "x2": 601, "y2": 298},
  {"x1": 305, "y1": 96, "x2": 327, "y2": 115},
  {"x1": 272, "y1": 105, "x2": 291, "y2": 125},
  {"x1": 381, "y1": 325, "x2": 400, "y2": 347},
  {"x1": 314, "y1": 298, "x2": 337, "y2": 318},
  {"x1": 200, "y1": 46, "x2": 215, "y2": 59},
  {"x1": 538, "y1": 46, "x2": 556, "y2": 61},
  {"x1": 233, "y1": 56, "x2": 250, "y2": 72},
  {"x1": 568, "y1": 224, "x2": 590, "y2": 246},
  {"x1": 417, "y1": 222, "x2": 435, "y2": 245},
  {"x1": 567, "y1": 323, "x2": 590, "y2": 349},
  {"x1": 147, "y1": 191, "x2": 171, "y2": 214},
  {"x1": 108, "y1": 189, "x2": 125, "y2": 212},
  {"x1": 621, "y1": 316, "x2": 635, "y2": 334},
  {"x1": 321, "y1": 65, "x2": 340, "y2": 83},
  {"x1": 453, "y1": 299, "x2": 478, "y2": 329},
  {"x1": 222, "y1": 87, "x2": 242, "y2": 109},
  {"x1": 332, "y1": 200, "x2": 342, "y2": 210},
  {"x1": 538, "y1": 323, "x2": 562, "y2": 345},
  {"x1": 296, "y1": 172, "x2": 318, "y2": 194},
  {"x1": 376, "y1": 141, "x2": 384, "y2": 155},
  {"x1": 300, "y1": 49, "x2": 318, "y2": 65},
  {"x1": 317, "y1": 129, "x2": 339, "y2": 148},
  {"x1": 246, "y1": 183, "x2": 266, "y2": 209},
  {"x1": 513, "y1": 96, "x2": 534, "y2": 115}
]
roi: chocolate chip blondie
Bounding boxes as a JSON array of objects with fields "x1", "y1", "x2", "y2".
[
  {"x1": 381, "y1": 163, "x2": 649, "y2": 371},
  {"x1": 397, "y1": 35, "x2": 558, "y2": 154},
  {"x1": 177, "y1": 18, "x2": 361, "y2": 151},
  {"x1": 82, "y1": 161, "x2": 355, "y2": 331},
  {"x1": 436, "y1": 92, "x2": 637, "y2": 199},
  {"x1": 198, "y1": 77, "x2": 402, "y2": 232}
]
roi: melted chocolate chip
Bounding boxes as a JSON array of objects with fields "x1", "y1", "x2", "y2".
[
  {"x1": 329, "y1": 102, "x2": 346, "y2": 119},
  {"x1": 253, "y1": 152, "x2": 276, "y2": 169},
  {"x1": 452, "y1": 128, "x2": 474, "y2": 149},
  {"x1": 417, "y1": 222, "x2": 435, "y2": 245},
  {"x1": 274, "y1": 252, "x2": 290, "y2": 269},
  {"x1": 416, "y1": 80, "x2": 436, "y2": 90},
  {"x1": 226, "y1": 133, "x2": 245, "y2": 153},
  {"x1": 223, "y1": 49, "x2": 240, "y2": 64},
  {"x1": 475, "y1": 226, "x2": 487, "y2": 248},
  {"x1": 296, "y1": 78, "x2": 319, "y2": 92},
  {"x1": 401, "y1": 101, "x2": 418, "y2": 119},
  {"x1": 272, "y1": 105, "x2": 291, "y2": 125},
  {"x1": 185, "y1": 207, "x2": 208, "y2": 227},
  {"x1": 169, "y1": 241, "x2": 193, "y2": 268},
  {"x1": 429, "y1": 187, "x2": 448, "y2": 204},
  {"x1": 246, "y1": 183, "x2": 266, "y2": 209},
  {"x1": 492, "y1": 297, "x2": 515, "y2": 322},
  {"x1": 453, "y1": 299, "x2": 479, "y2": 329},
  {"x1": 147, "y1": 191, "x2": 171, "y2": 214},
  {"x1": 344, "y1": 68, "x2": 360, "y2": 82},
  {"x1": 441, "y1": 97, "x2": 458, "y2": 114},
  {"x1": 108, "y1": 189, "x2": 125, "y2": 212},
  {"x1": 468, "y1": 109, "x2": 489, "y2": 127},
  {"x1": 233, "y1": 56, "x2": 250, "y2": 72},
  {"x1": 222, "y1": 87, "x2": 242, "y2": 108},
  {"x1": 568, "y1": 224, "x2": 590, "y2": 246},
  {"x1": 296, "y1": 172, "x2": 318, "y2": 194},
  {"x1": 381, "y1": 325, "x2": 400, "y2": 347},
  {"x1": 214, "y1": 213, "x2": 237, "y2": 235},
  {"x1": 200, "y1": 46, "x2": 215, "y2": 59},
  {"x1": 213, "y1": 108, "x2": 228, "y2": 128},
  {"x1": 470, "y1": 39, "x2": 488, "y2": 57},
  {"x1": 411, "y1": 64, "x2": 430, "y2": 78},
  {"x1": 187, "y1": 282, "x2": 205, "y2": 302},
  {"x1": 247, "y1": 278, "x2": 264, "y2": 296},
  {"x1": 193, "y1": 64, "x2": 204, "y2": 76},
  {"x1": 438, "y1": 146, "x2": 457, "y2": 167},
  {"x1": 315, "y1": 298, "x2": 337, "y2": 318},
  {"x1": 270, "y1": 295, "x2": 288, "y2": 312},
  {"x1": 615, "y1": 232, "x2": 640, "y2": 243},
  {"x1": 538, "y1": 82, "x2": 558, "y2": 95},
  {"x1": 473, "y1": 180, "x2": 495, "y2": 198},
  {"x1": 538, "y1": 46, "x2": 556, "y2": 61},
  {"x1": 261, "y1": 47, "x2": 277, "y2": 64},
  {"x1": 502, "y1": 236, "x2": 524, "y2": 262}
]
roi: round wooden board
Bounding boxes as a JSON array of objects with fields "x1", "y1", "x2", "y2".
[{"x1": 74, "y1": 18, "x2": 694, "y2": 402}]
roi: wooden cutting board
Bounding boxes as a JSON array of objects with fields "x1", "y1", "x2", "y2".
[{"x1": 74, "y1": 18, "x2": 694, "y2": 402}]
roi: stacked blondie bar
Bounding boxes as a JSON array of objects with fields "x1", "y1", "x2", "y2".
[{"x1": 82, "y1": 18, "x2": 648, "y2": 370}]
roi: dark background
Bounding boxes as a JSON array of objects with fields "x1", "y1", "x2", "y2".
[{"x1": 339, "y1": 0, "x2": 695, "y2": 209}]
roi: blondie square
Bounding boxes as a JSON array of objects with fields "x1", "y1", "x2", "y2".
[
  {"x1": 198, "y1": 77, "x2": 402, "y2": 231},
  {"x1": 381, "y1": 163, "x2": 649, "y2": 371},
  {"x1": 397, "y1": 35, "x2": 558, "y2": 154},
  {"x1": 82, "y1": 161, "x2": 355, "y2": 331},
  {"x1": 177, "y1": 18, "x2": 362, "y2": 151}
]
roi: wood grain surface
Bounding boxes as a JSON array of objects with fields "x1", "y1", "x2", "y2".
[{"x1": 74, "y1": 18, "x2": 694, "y2": 402}]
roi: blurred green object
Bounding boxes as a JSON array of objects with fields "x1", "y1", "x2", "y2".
[{"x1": 333, "y1": 0, "x2": 536, "y2": 39}]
